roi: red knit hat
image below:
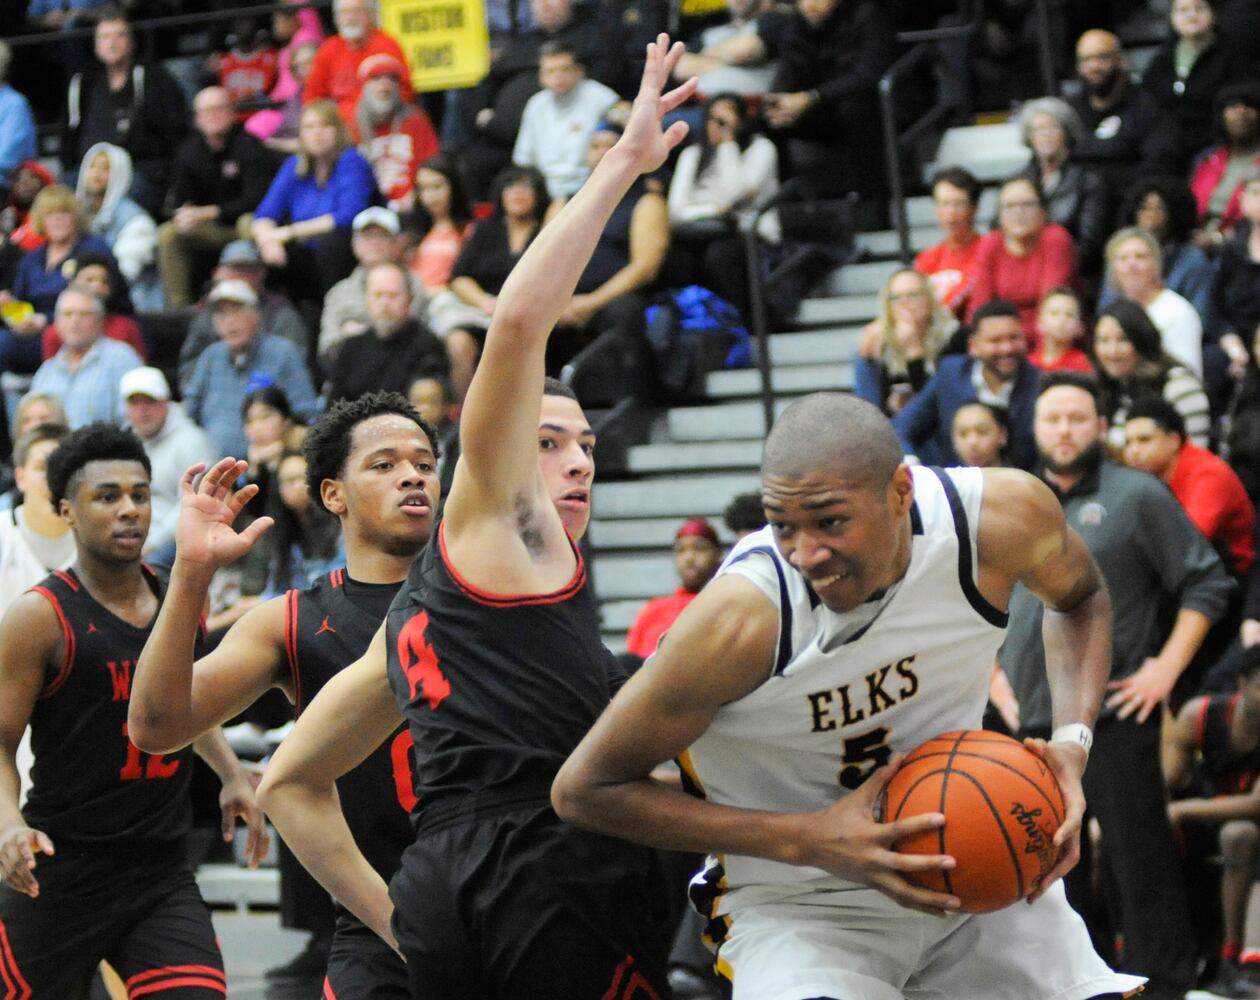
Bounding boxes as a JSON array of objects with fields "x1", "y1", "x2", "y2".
[{"x1": 675, "y1": 517, "x2": 719, "y2": 546}]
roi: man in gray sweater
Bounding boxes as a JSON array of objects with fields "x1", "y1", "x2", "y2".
[
  {"x1": 121, "y1": 366, "x2": 217, "y2": 565},
  {"x1": 999, "y1": 371, "x2": 1232, "y2": 1000}
]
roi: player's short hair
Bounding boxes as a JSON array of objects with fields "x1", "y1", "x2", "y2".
[
  {"x1": 539, "y1": 40, "x2": 579, "y2": 63},
  {"x1": 952, "y1": 400, "x2": 1011, "y2": 435},
  {"x1": 543, "y1": 376, "x2": 579, "y2": 402},
  {"x1": 970, "y1": 298, "x2": 1022, "y2": 329},
  {"x1": 930, "y1": 166, "x2": 981, "y2": 204},
  {"x1": 762, "y1": 393, "x2": 903, "y2": 489},
  {"x1": 303, "y1": 391, "x2": 439, "y2": 504},
  {"x1": 46, "y1": 422, "x2": 150, "y2": 511},
  {"x1": 1125, "y1": 395, "x2": 1186, "y2": 441},
  {"x1": 723, "y1": 491, "x2": 766, "y2": 535},
  {"x1": 13, "y1": 422, "x2": 69, "y2": 469},
  {"x1": 1038, "y1": 370, "x2": 1102, "y2": 411}
]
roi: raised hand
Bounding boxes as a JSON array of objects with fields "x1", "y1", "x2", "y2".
[
  {"x1": 0, "y1": 822, "x2": 54, "y2": 897},
  {"x1": 174, "y1": 458, "x2": 274, "y2": 573},
  {"x1": 615, "y1": 34, "x2": 699, "y2": 177}
]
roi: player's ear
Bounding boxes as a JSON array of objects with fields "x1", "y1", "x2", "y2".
[
  {"x1": 320, "y1": 478, "x2": 347, "y2": 517},
  {"x1": 58, "y1": 496, "x2": 75, "y2": 527},
  {"x1": 889, "y1": 464, "x2": 914, "y2": 514}
]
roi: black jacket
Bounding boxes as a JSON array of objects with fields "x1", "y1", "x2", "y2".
[
  {"x1": 327, "y1": 319, "x2": 449, "y2": 403},
  {"x1": 165, "y1": 123, "x2": 280, "y2": 224},
  {"x1": 1142, "y1": 37, "x2": 1252, "y2": 170}
]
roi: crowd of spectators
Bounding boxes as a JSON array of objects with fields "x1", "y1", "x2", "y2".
[{"x1": 10, "y1": 0, "x2": 1260, "y2": 996}]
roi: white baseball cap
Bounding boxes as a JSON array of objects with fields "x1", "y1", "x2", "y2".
[
  {"x1": 207, "y1": 279, "x2": 260, "y2": 307},
  {"x1": 353, "y1": 206, "x2": 401, "y2": 235},
  {"x1": 120, "y1": 366, "x2": 171, "y2": 401}
]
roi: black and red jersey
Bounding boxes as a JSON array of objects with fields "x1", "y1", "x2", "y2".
[
  {"x1": 23, "y1": 566, "x2": 203, "y2": 845},
  {"x1": 1192, "y1": 692, "x2": 1260, "y2": 797},
  {"x1": 283, "y1": 568, "x2": 414, "y2": 881},
  {"x1": 385, "y1": 521, "x2": 624, "y2": 827}
]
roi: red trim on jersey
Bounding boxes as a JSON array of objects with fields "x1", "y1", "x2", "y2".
[
  {"x1": 126, "y1": 966, "x2": 226, "y2": 988},
  {"x1": 284, "y1": 589, "x2": 303, "y2": 716},
  {"x1": 51, "y1": 569, "x2": 80, "y2": 591},
  {"x1": 126, "y1": 965, "x2": 225, "y2": 997},
  {"x1": 0, "y1": 920, "x2": 33, "y2": 1000},
  {"x1": 436, "y1": 521, "x2": 586, "y2": 608},
  {"x1": 323, "y1": 977, "x2": 337, "y2": 999},
  {"x1": 1195, "y1": 695, "x2": 1212, "y2": 748},
  {"x1": 329, "y1": 568, "x2": 345, "y2": 588},
  {"x1": 30, "y1": 586, "x2": 75, "y2": 700},
  {"x1": 129, "y1": 977, "x2": 227, "y2": 997}
]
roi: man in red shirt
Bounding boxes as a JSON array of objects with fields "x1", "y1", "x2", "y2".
[
  {"x1": 304, "y1": 0, "x2": 413, "y2": 125},
  {"x1": 624, "y1": 517, "x2": 723, "y2": 662},
  {"x1": 1124, "y1": 395, "x2": 1255, "y2": 577},
  {"x1": 915, "y1": 166, "x2": 983, "y2": 317},
  {"x1": 353, "y1": 53, "x2": 439, "y2": 211}
]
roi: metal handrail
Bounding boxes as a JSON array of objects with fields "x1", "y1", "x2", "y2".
[
  {"x1": 4, "y1": 2, "x2": 331, "y2": 48},
  {"x1": 879, "y1": 0, "x2": 984, "y2": 264}
]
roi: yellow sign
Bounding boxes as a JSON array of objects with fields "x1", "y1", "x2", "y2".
[
  {"x1": 380, "y1": 0, "x2": 490, "y2": 92},
  {"x1": 680, "y1": 0, "x2": 727, "y2": 14}
]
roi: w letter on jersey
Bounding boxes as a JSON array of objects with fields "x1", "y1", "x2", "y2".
[{"x1": 397, "y1": 611, "x2": 451, "y2": 710}]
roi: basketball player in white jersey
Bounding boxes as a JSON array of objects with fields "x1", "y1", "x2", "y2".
[{"x1": 554, "y1": 392, "x2": 1144, "y2": 1000}]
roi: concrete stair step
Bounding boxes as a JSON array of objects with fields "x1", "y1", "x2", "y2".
[
  {"x1": 593, "y1": 472, "x2": 759, "y2": 519},
  {"x1": 601, "y1": 598, "x2": 647, "y2": 631},
  {"x1": 857, "y1": 225, "x2": 943, "y2": 259},
  {"x1": 591, "y1": 553, "x2": 685, "y2": 601},
  {"x1": 665, "y1": 400, "x2": 787, "y2": 441},
  {"x1": 821, "y1": 259, "x2": 901, "y2": 296},
  {"x1": 589, "y1": 515, "x2": 739, "y2": 549},
  {"x1": 626, "y1": 438, "x2": 764, "y2": 474},
  {"x1": 796, "y1": 294, "x2": 879, "y2": 326},
  {"x1": 197, "y1": 864, "x2": 279, "y2": 912},
  {"x1": 704, "y1": 363, "x2": 852, "y2": 399},
  {"x1": 768, "y1": 327, "x2": 863, "y2": 365},
  {"x1": 926, "y1": 122, "x2": 1030, "y2": 184}
]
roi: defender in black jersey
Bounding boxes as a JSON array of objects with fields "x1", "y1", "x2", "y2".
[
  {"x1": 130, "y1": 393, "x2": 441, "y2": 1000},
  {"x1": 1165, "y1": 645, "x2": 1260, "y2": 988},
  {"x1": 259, "y1": 39, "x2": 698, "y2": 999},
  {"x1": 0, "y1": 424, "x2": 265, "y2": 999}
]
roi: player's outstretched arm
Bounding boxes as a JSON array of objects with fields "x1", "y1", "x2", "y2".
[
  {"x1": 257, "y1": 621, "x2": 404, "y2": 950},
  {"x1": 977, "y1": 468, "x2": 1110, "y2": 901},
  {"x1": 191, "y1": 728, "x2": 270, "y2": 868},
  {"x1": 448, "y1": 36, "x2": 696, "y2": 534},
  {"x1": 553, "y1": 575, "x2": 961, "y2": 917},
  {"x1": 132, "y1": 459, "x2": 280, "y2": 753},
  {"x1": 0, "y1": 595, "x2": 62, "y2": 896}
]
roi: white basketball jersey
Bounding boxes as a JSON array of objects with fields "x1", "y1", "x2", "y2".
[{"x1": 682, "y1": 465, "x2": 1009, "y2": 915}]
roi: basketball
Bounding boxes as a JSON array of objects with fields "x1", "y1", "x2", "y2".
[{"x1": 884, "y1": 730, "x2": 1066, "y2": 913}]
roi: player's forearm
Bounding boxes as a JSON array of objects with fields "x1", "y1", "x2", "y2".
[
  {"x1": 130, "y1": 560, "x2": 215, "y2": 752},
  {"x1": 0, "y1": 753, "x2": 26, "y2": 832},
  {"x1": 192, "y1": 729, "x2": 250, "y2": 785},
  {"x1": 1042, "y1": 584, "x2": 1112, "y2": 732},
  {"x1": 1173, "y1": 794, "x2": 1260, "y2": 825},
  {"x1": 258, "y1": 779, "x2": 398, "y2": 948},
  {"x1": 1156, "y1": 608, "x2": 1214, "y2": 678},
  {"x1": 552, "y1": 771, "x2": 809, "y2": 865}
]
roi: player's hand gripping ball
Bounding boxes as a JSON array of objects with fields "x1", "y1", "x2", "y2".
[{"x1": 884, "y1": 730, "x2": 1065, "y2": 912}]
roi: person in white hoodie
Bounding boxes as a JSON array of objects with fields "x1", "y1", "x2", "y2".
[
  {"x1": 0, "y1": 421, "x2": 74, "y2": 808},
  {"x1": 75, "y1": 142, "x2": 163, "y2": 310},
  {"x1": 120, "y1": 366, "x2": 218, "y2": 567}
]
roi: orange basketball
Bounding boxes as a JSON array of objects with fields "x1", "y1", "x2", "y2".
[{"x1": 884, "y1": 729, "x2": 1065, "y2": 913}]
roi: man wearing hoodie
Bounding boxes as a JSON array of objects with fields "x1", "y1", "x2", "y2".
[
  {"x1": 75, "y1": 142, "x2": 162, "y2": 310},
  {"x1": 120, "y1": 367, "x2": 218, "y2": 566}
]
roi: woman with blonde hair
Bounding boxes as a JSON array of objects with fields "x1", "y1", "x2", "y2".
[
  {"x1": 252, "y1": 98, "x2": 377, "y2": 297},
  {"x1": 1105, "y1": 226, "x2": 1206, "y2": 379},
  {"x1": 854, "y1": 267, "x2": 957, "y2": 416},
  {"x1": 0, "y1": 185, "x2": 128, "y2": 381}
]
